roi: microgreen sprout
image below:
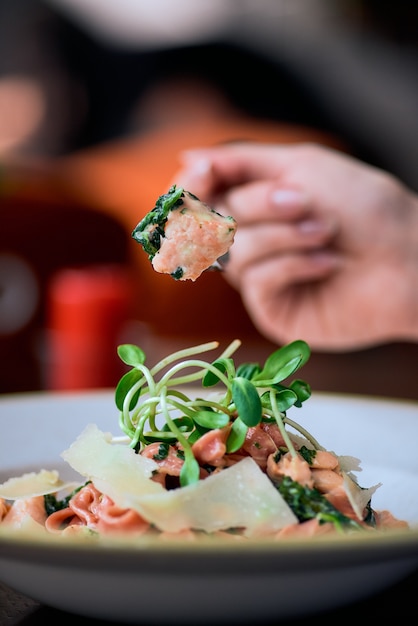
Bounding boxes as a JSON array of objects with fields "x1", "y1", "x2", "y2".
[{"x1": 115, "y1": 338, "x2": 315, "y2": 487}]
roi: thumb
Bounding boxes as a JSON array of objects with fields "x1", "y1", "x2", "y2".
[{"x1": 171, "y1": 153, "x2": 215, "y2": 200}]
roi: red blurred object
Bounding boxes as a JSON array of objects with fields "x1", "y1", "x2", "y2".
[{"x1": 46, "y1": 264, "x2": 133, "y2": 390}]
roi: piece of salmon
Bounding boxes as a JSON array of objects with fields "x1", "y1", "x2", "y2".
[{"x1": 132, "y1": 185, "x2": 237, "y2": 281}]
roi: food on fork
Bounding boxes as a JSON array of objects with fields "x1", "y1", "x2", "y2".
[{"x1": 131, "y1": 185, "x2": 237, "y2": 281}]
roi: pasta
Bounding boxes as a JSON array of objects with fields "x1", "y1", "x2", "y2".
[{"x1": 0, "y1": 339, "x2": 409, "y2": 540}]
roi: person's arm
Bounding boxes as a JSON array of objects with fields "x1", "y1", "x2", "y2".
[{"x1": 173, "y1": 142, "x2": 418, "y2": 349}]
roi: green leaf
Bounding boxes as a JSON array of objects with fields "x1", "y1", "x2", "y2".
[
  {"x1": 193, "y1": 410, "x2": 230, "y2": 429},
  {"x1": 253, "y1": 340, "x2": 311, "y2": 385},
  {"x1": 144, "y1": 416, "x2": 195, "y2": 444},
  {"x1": 170, "y1": 400, "x2": 229, "y2": 430},
  {"x1": 235, "y1": 362, "x2": 261, "y2": 380},
  {"x1": 288, "y1": 379, "x2": 311, "y2": 406},
  {"x1": 179, "y1": 455, "x2": 201, "y2": 487},
  {"x1": 226, "y1": 417, "x2": 248, "y2": 453},
  {"x1": 261, "y1": 388, "x2": 298, "y2": 413},
  {"x1": 161, "y1": 416, "x2": 194, "y2": 433},
  {"x1": 142, "y1": 431, "x2": 178, "y2": 444},
  {"x1": 202, "y1": 357, "x2": 233, "y2": 387},
  {"x1": 117, "y1": 344, "x2": 146, "y2": 367},
  {"x1": 231, "y1": 377, "x2": 262, "y2": 427},
  {"x1": 186, "y1": 423, "x2": 209, "y2": 444},
  {"x1": 115, "y1": 368, "x2": 143, "y2": 411}
]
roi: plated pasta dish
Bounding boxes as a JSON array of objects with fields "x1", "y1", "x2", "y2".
[{"x1": 0, "y1": 338, "x2": 409, "y2": 540}]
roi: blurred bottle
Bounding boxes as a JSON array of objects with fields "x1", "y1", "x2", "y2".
[{"x1": 45, "y1": 264, "x2": 134, "y2": 390}]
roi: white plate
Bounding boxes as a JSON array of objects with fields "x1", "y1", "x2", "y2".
[{"x1": 0, "y1": 389, "x2": 418, "y2": 624}]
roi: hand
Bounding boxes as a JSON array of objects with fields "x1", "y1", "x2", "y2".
[{"x1": 173, "y1": 142, "x2": 418, "y2": 350}]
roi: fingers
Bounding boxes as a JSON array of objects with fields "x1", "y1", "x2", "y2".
[
  {"x1": 213, "y1": 179, "x2": 339, "y2": 232},
  {"x1": 173, "y1": 146, "x2": 339, "y2": 228},
  {"x1": 172, "y1": 156, "x2": 216, "y2": 200},
  {"x1": 174, "y1": 143, "x2": 297, "y2": 199},
  {"x1": 225, "y1": 247, "x2": 341, "y2": 292},
  {"x1": 225, "y1": 220, "x2": 338, "y2": 282},
  {"x1": 223, "y1": 250, "x2": 342, "y2": 346},
  {"x1": 213, "y1": 179, "x2": 308, "y2": 222}
]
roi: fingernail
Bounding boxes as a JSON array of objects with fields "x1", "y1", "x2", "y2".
[
  {"x1": 298, "y1": 218, "x2": 338, "y2": 235},
  {"x1": 309, "y1": 250, "x2": 342, "y2": 268},
  {"x1": 180, "y1": 149, "x2": 209, "y2": 164},
  {"x1": 193, "y1": 157, "x2": 212, "y2": 175},
  {"x1": 180, "y1": 156, "x2": 212, "y2": 181},
  {"x1": 271, "y1": 189, "x2": 308, "y2": 207}
]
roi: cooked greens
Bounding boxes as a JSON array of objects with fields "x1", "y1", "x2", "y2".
[
  {"x1": 277, "y1": 476, "x2": 363, "y2": 531},
  {"x1": 132, "y1": 184, "x2": 185, "y2": 260}
]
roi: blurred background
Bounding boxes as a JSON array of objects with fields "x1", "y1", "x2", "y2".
[{"x1": 1, "y1": 0, "x2": 418, "y2": 397}]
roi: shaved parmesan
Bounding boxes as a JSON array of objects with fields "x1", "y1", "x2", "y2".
[
  {"x1": 61, "y1": 427, "x2": 296, "y2": 535},
  {"x1": 61, "y1": 423, "x2": 163, "y2": 497},
  {"x1": 338, "y1": 455, "x2": 363, "y2": 473},
  {"x1": 342, "y1": 472, "x2": 381, "y2": 520},
  {"x1": 127, "y1": 457, "x2": 297, "y2": 537},
  {"x1": 0, "y1": 469, "x2": 72, "y2": 500}
]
